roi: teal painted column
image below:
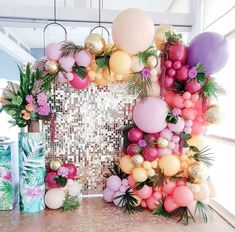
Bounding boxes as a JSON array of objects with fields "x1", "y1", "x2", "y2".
[{"x1": 19, "y1": 132, "x2": 45, "y2": 212}]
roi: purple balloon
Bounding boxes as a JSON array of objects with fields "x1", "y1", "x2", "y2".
[
  {"x1": 106, "y1": 175, "x2": 122, "y2": 191},
  {"x1": 103, "y1": 187, "x2": 115, "y2": 202},
  {"x1": 187, "y1": 32, "x2": 229, "y2": 74}
]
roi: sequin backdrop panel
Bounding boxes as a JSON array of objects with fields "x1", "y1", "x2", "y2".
[{"x1": 44, "y1": 83, "x2": 135, "y2": 195}]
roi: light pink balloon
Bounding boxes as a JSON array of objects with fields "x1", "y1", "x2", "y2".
[
  {"x1": 66, "y1": 72, "x2": 74, "y2": 81},
  {"x1": 157, "y1": 148, "x2": 171, "y2": 157},
  {"x1": 141, "y1": 199, "x2": 147, "y2": 208},
  {"x1": 57, "y1": 71, "x2": 67, "y2": 84},
  {"x1": 45, "y1": 43, "x2": 62, "y2": 61},
  {"x1": 137, "y1": 185, "x2": 153, "y2": 199},
  {"x1": 133, "y1": 97, "x2": 168, "y2": 133},
  {"x1": 153, "y1": 191, "x2": 162, "y2": 200},
  {"x1": 75, "y1": 50, "x2": 92, "y2": 67},
  {"x1": 173, "y1": 186, "x2": 194, "y2": 207},
  {"x1": 59, "y1": 56, "x2": 75, "y2": 72},
  {"x1": 160, "y1": 128, "x2": 173, "y2": 141},
  {"x1": 69, "y1": 72, "x2": 89, "y2": 90},
  {"x1": 103, "y1": 187, "x2": 114, "y2": 202},
  {"x1": 106, "y1": 175, "x2": 122, "y2": 191},
  {"x1": 168, "y1": 117, "x2": 185, "y2": 133},
  {"x1": 164, "y1": 196, "x2": 179, "y2": 213},
  {"x1": 112, "y1": 9, "x2": 155, "y2": 54}
]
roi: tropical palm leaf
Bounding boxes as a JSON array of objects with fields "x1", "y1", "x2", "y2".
[{"x1": 0, "y1": 181, "x2": 13, "y2": 208}]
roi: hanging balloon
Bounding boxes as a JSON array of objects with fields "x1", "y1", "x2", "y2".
[
  {"x1": 45, "y1": 60, "x2": 59, "y2": 74},
  {"x1": 109, "y1": 50, "x2": 132, "y2": 74},
  {"x1": 187, "y1": 32, "x2": 229, "y2": 74},
  {"x1": 133, "y1": 96, "x2": 168, "y2": 133},
  {"x1": 112, "y1": 8, "x2": 155, "y2": 54},
  {"x1": 84, "y1": 33, "x2": 105, "y2": 55},
  {"x1": 69, "y1": 72, "x2": 89, "y2": 90}
]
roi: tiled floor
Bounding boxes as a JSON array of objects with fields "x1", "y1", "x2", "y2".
[{"x1": 0, "y1": 198, "x2": 234, "y2": 232}]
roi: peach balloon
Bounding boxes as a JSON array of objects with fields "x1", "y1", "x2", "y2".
[
  {"x1": 137, "y1": 185, "x2": 153, "y2": 199},
  {"x1": 159, "y1": 155, "x2": 180, "y2": 176},
  {"x1": 164, "y1": 196, "x2": 179, "y2": 213},
  {"x1": 109, "y1": 50, "x2": 132, "y2": 74},
  {"x1": 120, "y1": 155, "x2": 135, "y2": 174},
  {"x1": 173, "y1": 186, "x2": 194, "y2": 207},
  {"x1": 132, "y1": 167, "x2": 148, "y2": 182},
  {"x1": 188, "y1": 136, "x2": 204, "y2": 149},
  {"x1": 112, "y1": 9, "x2": 155, "y2": 54}
]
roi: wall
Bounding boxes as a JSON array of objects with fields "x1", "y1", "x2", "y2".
[{"x1": 0, "y1": 49, "x2": 21, "y2": 80}]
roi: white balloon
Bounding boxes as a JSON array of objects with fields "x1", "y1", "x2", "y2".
[
  {"x1": 194, "y1": 184, "x2": 210, "y2": 201},
  {"x1": 67, "y1": 179, "x2": 74, "y2": 187},
  {"x1": 208, "y1": 181, "x2": 216, "y2": 198},
  {"x1": 68, "y1": 182, "x2": 82, "y2": 197},
  {"x1": 45, "y1": 188, "x2": 65, "y2": 209},
  {"x1": 190, "y1": 184, "x2": 200, "y2": 193}
]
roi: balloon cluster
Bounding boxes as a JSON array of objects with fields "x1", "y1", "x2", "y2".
[
  {"x1": 44, "y1": 159, "x2": 81, "y2": 210},
  {"x1": 102, "y1": 8, "x2": 229, "y2": 225}
]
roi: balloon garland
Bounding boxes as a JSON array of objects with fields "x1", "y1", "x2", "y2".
[{"x1": 9, "y1": 8, "x2": 228, "y2": 221}]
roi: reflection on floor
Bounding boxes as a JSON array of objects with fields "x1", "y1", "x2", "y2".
[{"x1": 0, "y1": 198, "x2": 234, "y2": 232}]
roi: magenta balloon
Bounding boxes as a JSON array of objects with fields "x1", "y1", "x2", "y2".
[
  {"x1": 127, "y1": 143, "x2": 141, "y2": 156},
  {"x1": 128, "y1": 127, "x2": 143, "y2": 143},
  {"x1": 133, "y1": 97, "x2": 168, "y2": 133},
  {"x1": 143, "y1": 146, "x2": 158, "y2": 161},
  {"x1": 69, "y1": 72, "x2": 89, "y2": 90},
  {"x1": 187, "y1": 32, "x2": 229, "y2": 74}
]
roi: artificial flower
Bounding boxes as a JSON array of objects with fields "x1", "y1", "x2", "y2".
[
  {"x1": 26, "y1": 187, "x2": 42, "y2": 199},
  {"x1": 138, "y1": 139, "x2": 147, "y2": 148},
  {"x1": 25, "y1": 95, "x2": 34, "y2": 104},
  {"x1": 36, "y1": 104, "x2": 50, "y2": 116},
  {"x1": 25, "y1": 103, "x2": 34, "y2": 112},
  {"x1": 22, "y1": 112, "x2": 30, "y2": 120},
  {"x1": 3, "y1": 171, "x2": 12, "y2": 182},
  {"x1": 57, "y1": 166, "x2": 69, "y2": 177},
  {"x1": 188, "y1": 67, "x2": 197, "y2": 79},
  {"x1": 141, "y1": 67, "x2": 151, "y2": 78},
  {"x1": 37, "y1": 92, "x2": 47, "y2": 105}
]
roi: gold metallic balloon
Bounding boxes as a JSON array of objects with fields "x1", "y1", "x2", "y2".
[
  {"x1": 84, "y1": 33, "x2": 105, "y2": 55},
  {"x1": 131, "y1": 154, "x2": 144, "y2": 166},
  {"x1": 147, "y1": 55, "x2": 158, "y2": 68},
  {"x1": 45, "y1": 60, "x2": 59, "y2": 74},
  {"x1": 49, "y1": 158, "x2": 63, "y2": 171},
  {"x1": 157, "y1": 137, "x2": 169, "y2": 149},
  {"x1": 204, "y1": 105, "x2": 222, "y2": 124}
]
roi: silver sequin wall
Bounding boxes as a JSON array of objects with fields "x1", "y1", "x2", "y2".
[{"x1": 44, "y1": 82, "x2": 135, "y2": 195}]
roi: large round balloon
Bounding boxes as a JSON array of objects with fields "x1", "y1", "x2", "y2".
[
  {"x1": 69, "y1": 72, "x2": 89, "y2": 90},
  {"x1": 187, "y1": 32, "x2": 229, "y2": 74},
  {"x1": 133, "y1": 96, "x2": 168, "y2": 133},
  {"x1": 112, "y1": 9, "x2": 155, "y2": 54}
]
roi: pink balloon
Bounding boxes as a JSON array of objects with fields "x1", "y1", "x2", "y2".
[
  {"x1": 191, "y1": 121, "x2": 206, "y2": 135},
  {"x1": 59, "y1": 56, "x2": 75, "y2": 72},
  {"x1": 45, "y1": 43, "x2": 62, "y2": 61},
  {"x1": 112, "y1": 9, "x2": 155, "y2": 54},
  {"x1": 106, "y1": 175, "x2": 122, "y2": 191},
  {"x1": 121, "y1": 178, "x2": 128, "y2": 187},
  {"x1": 137, "y1": 185, "x2": 153, "y2": 199},
  {"x1": 168, "y1": 117, "x2": 185, "y2": 133},
  {"x1": 164, "y1": 91, "x2": 175, "y2": 108},
  {"x1": 75, "y1": 50, "x2": 92, "y2": 67},
  {"x1": 103, "y1": 187, "x2": 115, "y2": 202},
  {"x1": 182, "y1": 108, "x2": 197, "y2": 120},
  {"x1": 172, "y1": 95, "x2": 184, "y2": 109},
  {"x1": 164, "y1": 196, "x2": 179, "y2": 213},
  {"x1": 153, "y1": 191, "x2": 162, "y2": 200},
  {"x1": 173, "y1": 186, "x2": 194, "y2": 207},
  {"x1": 141, "y1": 199, "x2": 147, "y2": 208},
  {"x1": 162, "y1": 180, "x2": 177, "y2": 195},
  {"x1": 133, "y1": 97, "x2": 168, "y2": 133},
  {"x1": 128, "y1": 175, "x2": 137, "y2": 188},
  {"x1": 143, "y1": 146, "x2": 158, "y2": 161},
  {"x1": 146, "y1": 196, "x2": 159, "y2": 211},
  {"x1": 176, "y1": 180, "x2": 186, "y2": 187},
  {"x1": 69, "y1": 72, "x2": 89, "y2": 90},
  {"x1": 128, "y1": 127, "x2": 143, "y2": 143},
  {"x1": 66, "y1": 72, "x2": 74, "y2": 81},
  {"x1": 57, "y1": 71, "x2": 67, "y2": 84}
]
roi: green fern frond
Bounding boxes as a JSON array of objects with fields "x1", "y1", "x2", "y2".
[
  {"x1": 137, "y1": 46, "x2": 157, "y2": 65},
  {"x1": 202, "y1": 78, "x2": 225, "y2": 100},
  {"x1": 195, "y1": 201, "x2": 213, "y2": 223},
  {"x1": 190, "y1": 146, "x2": 214, "y2": 167}
]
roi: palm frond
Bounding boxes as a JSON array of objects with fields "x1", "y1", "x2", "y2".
[
  {"x1": 170, "y1": 207, "x2": 195, "y2": 225},
  {"x1": 195, "y1": 201, "x2": 213, "y2": 223},
  {"x1": 62, "y1": 195, "x2": 80, "y2": 211},
  {"x1": 107, "y1": 163, "x2": 128, "y2": 180},
  {"x1": 137, "y1": 46, "x2": 157, "y2": 65},
  {"x1": 202, "y1": 78, "x2": 225, "y2": 100},
  {"x1": 126, "y1": 73, "x2": 152, "y2": 101},
  {"x1": 190, "y1": 146, "x2": 214, "y2": 167},
  {"x1": 114, "y1": 187, "x2": 143, "y2": 214},
  {"x1": 152, "y1": 204, "x2": 171, "y2": 218},
  {"x1": 61, "y1": 41, "x2": 83, "y2": 56}
]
